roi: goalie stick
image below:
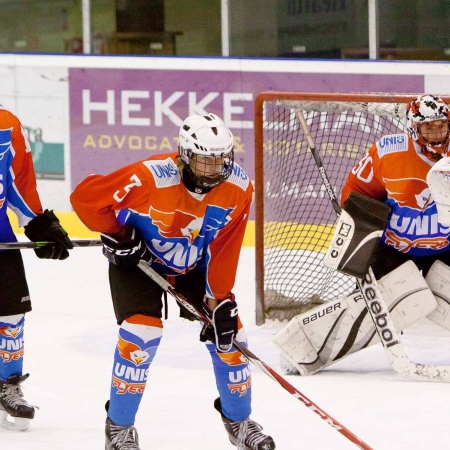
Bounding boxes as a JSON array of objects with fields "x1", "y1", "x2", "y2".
[
  {"x1": 0, "y1": 239, "x2": 102, "y2": 250},
  {"x1": 137, "y1": 260, "x2": 373, "y2": 450},
  {"x1": 296, "y1": 109, "x2": 450, "y2": 382}
]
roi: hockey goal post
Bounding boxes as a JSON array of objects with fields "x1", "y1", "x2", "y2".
[{"x1": 254, "y1": 92, "x2": 448, "y2": 325}]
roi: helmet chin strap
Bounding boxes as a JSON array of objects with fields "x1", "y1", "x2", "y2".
[
  {"x1": 421, "y1": 145, "x2": 445, "y2": 162},
  {"x1": 181, "y1": 167, "x2": 213, "y2": 194}
]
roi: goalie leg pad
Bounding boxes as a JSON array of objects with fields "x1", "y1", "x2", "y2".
[
  {"x1": 425, "y1": 260, "x2": 450, "y2": 330},
  {"x1": 273, "y1": 294, "x2": 360, "y2": 376},
  {"x1": 378, "y1": 260, "x2": 437, "y2": 329},
  {"x1": 273, "y1": 261, "x2": 437, "y2": 375},
  {"x1": 272, "y1": 310, "x2": 321, "y2": 376}
]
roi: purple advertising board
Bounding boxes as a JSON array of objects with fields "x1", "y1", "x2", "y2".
[{"x1": 69, "y1": 68, "x2": 423, "y2": 192}]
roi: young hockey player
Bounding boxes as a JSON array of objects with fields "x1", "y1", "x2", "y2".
[
  {"x1": 70, "y1": 113, "x2": 276, "y2": 450},
  {"x1": 0, "y1": 106, "x2": 73, "y2": 431},
  {"x1": 273, "y1": 94, "x2": 450, "y2": 376}
]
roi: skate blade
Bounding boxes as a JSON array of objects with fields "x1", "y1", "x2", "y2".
[{"x1": 0, "y1": 410, "x2": 30, "y2": 431}]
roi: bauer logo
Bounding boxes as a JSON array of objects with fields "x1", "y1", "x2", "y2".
[{"x1": 302, "y1": 302, "x2": 342, "y2": 325}]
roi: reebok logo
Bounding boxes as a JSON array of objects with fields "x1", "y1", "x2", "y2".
[{"x1": 359, "y1": 272, "x2": 399, "y2": 348}]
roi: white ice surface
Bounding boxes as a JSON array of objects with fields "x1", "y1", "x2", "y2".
[{"x1": 2, "y1": 245, "x2": 450, "y2": 450}]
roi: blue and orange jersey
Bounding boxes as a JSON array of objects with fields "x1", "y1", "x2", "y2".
[
  {"x1": 0, "y1": 106, "x2": 43, "y2": 244},
  {"x1": 70, "y1": 153, "x2": 253, "y2": 299},
  {"x1": 341, "y1": 133, "x2": 450, "y2": 256}
]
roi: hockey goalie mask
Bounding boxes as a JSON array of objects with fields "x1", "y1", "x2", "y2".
[
  {"x1": 178, "y1": 113, "x2": 234, "y2": 190},
  {"x1": 406, "y1": 94, "x2": 450, "y2": 160}
]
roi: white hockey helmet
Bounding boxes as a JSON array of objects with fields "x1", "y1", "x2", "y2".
[
  {"x1": 178, "y1": 113, "x2": 234, "y2": 189},
  {"x1": 406, "y1": 94, "x2": 450, "y2": 159}
]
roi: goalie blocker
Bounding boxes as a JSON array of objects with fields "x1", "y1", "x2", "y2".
[
  {"x1": 324, "y1": 192, "x2": 390, "y2": 279},
  {"x1": 273, "y1": 261, "x2": 438, "y2": 375}
]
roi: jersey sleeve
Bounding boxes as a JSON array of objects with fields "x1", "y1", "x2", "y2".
[
  {"x1": 341, "y1": 144, "x2": 387, "y2": 206},
  {"x1": 205, "y1": 184, "x2": 253, "y2": 300},
  {"x1": 70, "y1": 162, "x2": 153, "y2": 235},
  {"x1": 8, "y1": 115, "x2": 43, "y2": 226}
]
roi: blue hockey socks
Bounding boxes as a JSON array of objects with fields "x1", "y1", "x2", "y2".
[
  {"x1": 206, "y1": 327, "x2": 251, "y2": 422},
  {"x1": 108, "y1": 315, "x2": 162, "y2": 426},
  {"x1": 0, "y1": 315, "x2": 25, "y2": 381}
]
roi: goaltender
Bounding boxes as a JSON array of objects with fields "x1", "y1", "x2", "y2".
[{"x1": 273, "y1": 94, "x2": 450, "y2": 375}]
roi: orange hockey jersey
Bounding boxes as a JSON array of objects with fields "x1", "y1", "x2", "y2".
[
  {"x1": 0, "y1": 106, "x2": 43, "y2": 244},
  {"x1": 341, "y1": 133, "x2": 450, "y2": 257},
  {"x1": 70, "y1": 153, "x2": 253, "y2": 299}
]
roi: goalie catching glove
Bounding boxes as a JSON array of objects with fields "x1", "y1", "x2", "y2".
[
  {"x1": 200, "y1": 294, "x2": 238, "y2": 353},
  {"x1": 101, "y1": 226, "x2": 153, "y2": 268},
  {"x1": 24, "y1": 209, "x2": 73, "y2": 260}
]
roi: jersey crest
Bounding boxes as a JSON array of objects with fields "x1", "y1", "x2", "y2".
[
  {"x1": 376, "y1": 133, "x2": 408, "y2": 158},
  {"x1": 149, "y1": 207, "x2": 203, "y2": 244},
  {"x1": 141, "y1": 204, "x2": 232, "y2": 273},
  {"x1": 383, "y1": 177, "x2": 432, "y2": 211}
]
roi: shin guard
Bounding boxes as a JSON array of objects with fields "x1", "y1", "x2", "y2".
[
  {"x1": 108, "y1": 315, "x2": 162, "y2": 426},
  {"x1": 207, "y1": 327, "x2": 251, "y2": 422},
  {"x1": 0, "y1": 315, "x2": 25, "y2": 381}
]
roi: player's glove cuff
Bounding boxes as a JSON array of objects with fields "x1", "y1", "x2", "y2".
[
  {"x1": 101, "y1": 226, "x2": 153, "y2": 268},
  {"x1": 24, "y1": 209, "x2": 73, "y2": 260},
  {"x1": 202, "y1": 294, "x2": 238, "y2": 353}
]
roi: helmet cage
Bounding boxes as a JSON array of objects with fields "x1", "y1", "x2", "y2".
[{"x1": 179, "y1": 146, "x2": 234, "y2": 189}]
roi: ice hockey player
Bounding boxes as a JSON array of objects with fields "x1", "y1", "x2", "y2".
[
  {"x1": 274, "y1": 94, "x2": 450, "y2": 375},
  {"x1": 0, "y1": 106, "x2": 73, "y2": 430},
  {"x1": 70, "y1": 113, "x2": 276, "y2": 450}
]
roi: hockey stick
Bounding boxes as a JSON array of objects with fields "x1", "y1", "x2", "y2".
[
  {"x1": 296, "y1": 109, "x2": 450, "y2": 382},
  {"x1": 0, "y1": 239, "x2": 102, "y2": 250},
  {"x1": 137, "y1": 260, "x2": 373, "y2": 450}
]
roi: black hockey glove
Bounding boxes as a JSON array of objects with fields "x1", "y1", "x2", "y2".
[
  {"x1": 24, "y1": 209, "x2": 73, "y2": 260},
  {"x1": 200, "y1": 294, "x2": 238, "y2": 353},
  {"x1": 101, "y1": 226, "x2": 153, "y2": 268}
]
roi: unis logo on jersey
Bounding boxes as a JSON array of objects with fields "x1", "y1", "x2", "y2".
[
  {"x1": 146, "y1": 204, "x2": 231, "y2": 272},
  {"x1": 226, "y1": 164, "x2": 250, "y2": 191},
  {"x1": 376, "y1": 134, "x2": 408, "y2": 158},
  {"x1": 383, "y1": 177, "x2": 431, "y2": 210},
  {"x1": 143, "y1": 158, "x2": 180, "y2": 188}
]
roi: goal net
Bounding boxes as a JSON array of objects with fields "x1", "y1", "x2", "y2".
[{"x1": 254, "y1": 92, "x2": 421, "y2": 325}]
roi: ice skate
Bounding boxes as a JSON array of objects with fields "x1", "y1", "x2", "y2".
[
  {"x1": 214, "y1": 398, "x2": 276, "y2": 450},
  {"x1": 105, "y1": 409, "x2": 141, "y2": 450},
  {"x1": 0, "y1": 373, "x2": 36, "y2": 431}
]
